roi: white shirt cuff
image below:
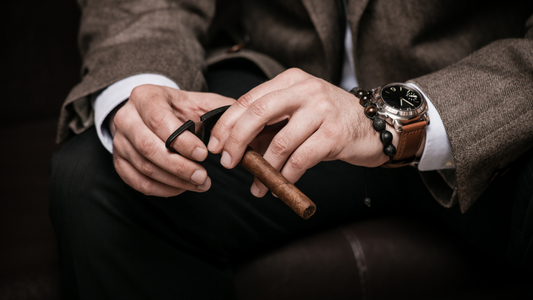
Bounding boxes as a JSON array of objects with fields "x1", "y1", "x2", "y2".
[
  {"x1": 416, "y1": 88, "x2": 455, "y2": 171},
  {"x1": 92, "y1": 74, "x2": 180, "y2": 153}
]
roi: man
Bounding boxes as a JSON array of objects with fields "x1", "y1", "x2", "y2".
[{"x1": 50, "y1": 0, "x2": 533, "y2": 298}]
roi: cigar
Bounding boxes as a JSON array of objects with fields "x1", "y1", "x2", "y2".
[{"x1": 239, "y1": 148, "x2": 316, "y2": 219}]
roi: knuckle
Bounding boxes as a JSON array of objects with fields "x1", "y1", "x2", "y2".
[
  {"x1": 138, "y1": 159, "x2": 156, "y2": 178},
  {"x1": 312, "y1": 99, "x2": 335, "y2": 119},
  {"x1": 316, "y1": 97, "x2": 334, "y2": 111},
  {"x1": 147, "y1": 109, "x2": 167, "y2": 132},
  {"x1": 113, "y1": 106, "x2": 129, "y2": 128},
  {"x1": 226, "y1": 133, "x2": 242, "y2": 148},
  {"x1": 248, "y1": 100, "x2": 269, "y2": 119},
  {"x1": 237, "y1": 92, "x2": 255, "y2": 109},
  {"x1": 283, "y1": 68, "x2": 306, "y2": 79},
  {"x1": 112, "y1": 154, "x2": 124, "y2": 172},
  {"x1": 129, "y1": 85, "x2": 149, "y2": 101},
  {"x1": 269, "y1": 135, "x2": 291, "y2": 156},
  {"x1": 137, "y1": 177, "x2": 155, "y2": 195},
  {"x1": 169, "y1": 158, "x2": 189, "y2": 176},
  {"x1": 131, "y1": 85, "x2": 167, "y2": 112},
  {"x1": 137, "y1": 139, "x2": 159, "y2": 158},
  {"x1": 111, "y1": 137, "x2": 121, "y2": 153},
  {"x1": 302, "y1": 78, "x2": 328, "y2": 95},
  {"x1": 287, "y1": 151, "x2": 308, "y2": 171},
  {"x1": 277, "y1": 68, "x2": 308, "y2": 85},
  {"x1": 130, "y1": 85, "x2": 158, "y2": 101}
]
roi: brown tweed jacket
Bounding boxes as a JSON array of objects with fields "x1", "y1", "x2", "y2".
[{"x1": 58, "y1": 0, "x2": 533, "y2": 212}]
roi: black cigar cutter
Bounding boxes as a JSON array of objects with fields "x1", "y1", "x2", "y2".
[{"x1": 165, "y1": 105, "x2": 231, "y2": 154}]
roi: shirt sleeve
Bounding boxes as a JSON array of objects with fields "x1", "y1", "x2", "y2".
[
  {"x1": 91, "y1": 74, "x2": 180, "y2": 153},
  {"x1": 415, "y1": 86, "x2": 455, "y2": 171}
]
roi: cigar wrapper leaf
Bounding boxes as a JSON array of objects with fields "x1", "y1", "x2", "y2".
[{"x1": 240, "y1": 148, "x2": 316, "y2": 219}]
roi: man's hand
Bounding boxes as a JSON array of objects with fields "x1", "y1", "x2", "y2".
[
  {"x1": 112, "y1": 84, "x2": 235, "y2": 197},
  {"x1": 208, "y1": 68, "x2": 399, "y2": 197}
]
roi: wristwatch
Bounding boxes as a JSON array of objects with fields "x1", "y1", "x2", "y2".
[{"x1": 370, "y1": 82, "x2": 430, "y2": 167}]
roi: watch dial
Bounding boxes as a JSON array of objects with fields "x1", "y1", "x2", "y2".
[{"x1": 381, "y1": 85, "x2": 422, "y2": 110}]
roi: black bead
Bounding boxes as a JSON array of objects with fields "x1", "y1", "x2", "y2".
[
  {"x1": 380, "y1": 130, "x2": 393, "y2": 144},
  {"x1": 383, "y1": 144, "x2": 397, "y2": 157},
  {"x1": 372, "y1": 118, "x2": 386, "y2": 132}
]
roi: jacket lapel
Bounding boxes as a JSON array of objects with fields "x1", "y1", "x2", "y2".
[{"x1": 301, "y1": 0, "x2": 346, "y2": 84}]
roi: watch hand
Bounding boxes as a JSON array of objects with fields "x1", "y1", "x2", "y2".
[
  {"x1": 401, "y1": 98, "x2": 415, "y2": 107},
  {"x1": 404, "y1": 100, "x2": 414, "y2": 106}
]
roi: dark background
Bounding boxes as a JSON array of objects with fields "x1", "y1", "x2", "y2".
[
  {"x1": 2, "y1": 1, "x2": 81, "y2": 127},
  {"x1": 1, "y1": 0, "x2": 81, "y2": 298}
]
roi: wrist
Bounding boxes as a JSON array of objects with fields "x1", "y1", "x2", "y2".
[{"x1": 350, "y1": 83, "x2": 429, "y2": 168}]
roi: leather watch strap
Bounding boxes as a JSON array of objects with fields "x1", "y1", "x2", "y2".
[{"x1": 382, "y1": 119, "x2": 427, "y2": 168}]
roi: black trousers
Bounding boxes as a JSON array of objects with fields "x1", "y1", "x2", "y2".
[{"x1": 50, "y1": 60, "x2": 533, "y2": 299}]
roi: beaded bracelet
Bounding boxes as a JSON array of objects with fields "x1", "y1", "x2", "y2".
[{"x1": 349, "y1": 88, "x2": 396, "y2": 163}]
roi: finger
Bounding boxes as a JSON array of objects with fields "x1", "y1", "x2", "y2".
[
  {"x1": 208, "y1": 68, "x2": 310, "y2": 154},
  {"x1": 262, "y1": 113, "x2": 322, "y2": 171},
  {"x1": 250, "y1": 113, "x2": 322, "y2": 196},
  {"x1": 116, "y1": 106, "x2": 210, "y2": 186},
  {"x1": 130, "y1": 85, "x2": 209, "y2": 162},
  {"x1": 114, "y1": 132, "x2": 211, "y2": 191},
  {"x1": 113, "y1": 153, "x2": 187, "y2": 197},
  {"x1": 270, "y1": 129, "x2": 334, "y2": 196}
]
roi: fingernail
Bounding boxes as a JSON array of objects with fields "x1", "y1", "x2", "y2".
[
  {"x1": 191, "y1": 169, "x2": 207, "y2": 185},
  {"x1": 207, "y1": 137, "x2": 219, "y2": 152},
  {"x1": 220, "y1": 151, "x2": 232, "y2": 168},
  {"x1": 197, "y1": 177, "x2": 211, "y2": 192},
  {"x1": 191, "y1": 147, "x2": 207, "y2": 161},
  {"x1": 251, "y1": 183, "x2": 260, "y2": 197}
]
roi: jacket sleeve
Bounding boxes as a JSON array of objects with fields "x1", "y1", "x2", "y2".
[
  {"x1": 56, "y1": 0, "x2": 216, "y2": 143},
  {"x1": 411, "y1": 14, "x2": 533, "y2": 212}
]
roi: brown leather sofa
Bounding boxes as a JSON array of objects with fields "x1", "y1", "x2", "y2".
[{"x1": 2, "y1": 1, "x2": 530, "y2": 299}]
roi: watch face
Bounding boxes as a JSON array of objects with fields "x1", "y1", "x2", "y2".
[{"x1": 381, "y1": 84, "x2": 422, "y2": 110}]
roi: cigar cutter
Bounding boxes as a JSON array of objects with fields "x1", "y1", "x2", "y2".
[{"x1": 165, "y1": 105, "x2": 231, "y2": 154}]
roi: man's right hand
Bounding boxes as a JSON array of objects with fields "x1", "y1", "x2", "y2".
[{"x1": 111, "y1": 84, "x2": 235, "y2": 197}]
